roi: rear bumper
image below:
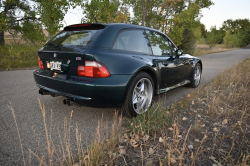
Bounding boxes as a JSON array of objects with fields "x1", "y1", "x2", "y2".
[{"x1": 33, "y1": 69, "x2": 132, "y2": 107}]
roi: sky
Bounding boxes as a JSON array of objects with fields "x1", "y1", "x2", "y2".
[
  {"x1": 63, "y1": 0, "x2": 250, "y2": 31},
  {"x1": 200, "y1": 0, "x2": 250, "y2": 30}
]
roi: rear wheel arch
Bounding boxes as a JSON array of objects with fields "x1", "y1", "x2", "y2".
[
  {"x1": 189, "y1": 62, "x2": 202, "y2": 88},
  {"x1": 197, "y1": 60, "x2": 202, "y2": 73},
  {"x1": 118, "y1": 71, "x2": 154, "y2": 117},
  {"x1": 122, "y1": 67, "x2": 158, "y2": 102}
]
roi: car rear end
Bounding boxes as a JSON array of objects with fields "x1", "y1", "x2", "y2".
[{"x1": 33, "y1": 24, "x2": 130, "y2": 107}]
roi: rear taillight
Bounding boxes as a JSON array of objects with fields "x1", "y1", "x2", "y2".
[
  {"x1": 38, "y1": 57, "x2": 44, "y2": 69},
  {"x1": 77, "y1": 61, "x2": 110, "y2": 78}
]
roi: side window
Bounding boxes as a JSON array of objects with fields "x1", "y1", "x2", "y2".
[
  {"x1": 146, "y1": 31, "x2": 173, "y2": 56},
  {"x1": 113, "y1": 29, "x2": 150, "y2": 54}
]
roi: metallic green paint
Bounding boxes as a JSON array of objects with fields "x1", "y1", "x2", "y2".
[
  {"x1": 34, "y1": 69, "x2": 132, "y2": 107},
  {"x1": 33, "y1": 23, "x2": 202, "y2": 107}
]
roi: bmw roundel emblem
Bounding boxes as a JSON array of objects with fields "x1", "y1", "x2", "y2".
[{"x1": 54, "y1": 53, "x2": 57, "y2": 58}]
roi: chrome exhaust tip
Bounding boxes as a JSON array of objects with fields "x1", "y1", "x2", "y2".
[
  {"x1": 63, "y1": 99, "x2": 76, "y2": 106},
  {"x1": 67, "y1": 100, "x2": 75, "y2": 106},
  {"x1": 39, "y1": 89, "x2": 51, "y2": 95}
]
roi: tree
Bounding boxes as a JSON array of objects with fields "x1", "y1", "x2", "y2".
[
  {"x1": 37, "y1": 0, "x2": 81, "y2": 40},
  {"x1": 179, "y1": 29, "x2": 196, "y2": 55},
  {"x1": 221, "y1": 19, "x2": 250, "y2": 47},
  {"x1": 118, "y1": 0, "x2": 213, "y2": 55},
  {"x1": 199, "y1": 23, "x2": 207, "y2": 38},
  {"x1": 0, "y1": 0, "x2": 43, "y2": 45},
  {"x1": 0, "y1": 0, "x2": 81, "y2": 46},
  {"x1": 122, "y1": 0, "x2": 213, "y2": 48},
  {"x1": 224, "y1": 30, "x2": 248, "y2": 48},
  {"x1": 81, "y1": 0, "x2": 129, "y2": 24},
  {"x1": 206, "y1": 26, "x2": 220, "y2": 49},
  {"x1": 221, "y1": 19, "x2": 250, "y2": 34}
]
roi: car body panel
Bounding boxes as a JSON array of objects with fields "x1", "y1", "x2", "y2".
[
  {"x1": 86, "y1": 46, "x2": 157, "y2": 75},
  {"x1": 34, "y1": 69, "x2": 132, "y2": 107}
]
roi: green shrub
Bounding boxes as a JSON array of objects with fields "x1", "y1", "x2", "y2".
[
  {"x1": 206, "y1": 26, "x2": 221, "y2": 49},
  {"x1": 224, "y1": 31, "x2": 246, "y2": 48},
  {"x1": 0, "y1": 44, "x2": 40, "y2": 69}
]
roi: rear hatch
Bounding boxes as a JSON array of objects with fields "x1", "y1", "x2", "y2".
[{"x1": 38, "y1": 24, "x2": 106, "y2": 76}]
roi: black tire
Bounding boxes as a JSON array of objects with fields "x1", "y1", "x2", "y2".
[
  {"x1": 118, "y1": 72, "x2": 154, "y2": 118},
  {"x1": 189, "y1": 63, "x2": 202, "y2": 88}
]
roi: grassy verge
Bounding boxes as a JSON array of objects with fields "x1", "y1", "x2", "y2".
[
  {"x1": 0, "y1": 44, "x2": 40, "y2": 70},
  {"x1": 194, "y1": 44, "x2": 240, "y2": 56},
  {"x1": 115, "y1": 57, "x2": 250, "y2": 165}
]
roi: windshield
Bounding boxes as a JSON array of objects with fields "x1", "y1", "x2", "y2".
[{"x1": 43, "y1": 30, "x2": 101, "y2": 52}]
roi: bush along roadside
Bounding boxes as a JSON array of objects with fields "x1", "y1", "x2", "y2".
[{"x1": 0, "y1": 44, "x2": 40, "y2": 70}]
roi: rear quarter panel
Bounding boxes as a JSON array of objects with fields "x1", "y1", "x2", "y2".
[
  {"x1": 85, "y1": 47, "x2": 159, "y2": 97},
  {"x1": 85, "y1": 47, "x2": 158, "y2": 75}
]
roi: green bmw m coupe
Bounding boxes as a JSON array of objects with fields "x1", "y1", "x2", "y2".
[{"x1": 33, "y1": 23, "x2": 202, "y2": 117}]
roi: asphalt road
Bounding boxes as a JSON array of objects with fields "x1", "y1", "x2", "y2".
[{"x1": 0, "y1": 48, "x2": 249, "y2": 165}]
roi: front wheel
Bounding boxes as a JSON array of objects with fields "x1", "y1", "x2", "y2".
[
  {"x1": 119, "y1": 72, "x2": 154, "y2": 118},
  {"x1": 189, "y1": 63, "x2": 202, "y2": 88}
]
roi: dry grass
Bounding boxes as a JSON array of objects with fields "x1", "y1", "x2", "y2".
[
  {"x1": 194, "y1": 44, "x2": 240, "y2": 56},
  {"x1": 9, "y1": 99, "x2": 124, "y2": 166},
  {"x1": 5, "y1": 39, "x2": 35, "y2": 45}
]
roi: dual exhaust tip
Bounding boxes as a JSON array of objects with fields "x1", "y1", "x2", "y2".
[{"x1": 39, "y1": 89, "x2": 76, "y2": 106}]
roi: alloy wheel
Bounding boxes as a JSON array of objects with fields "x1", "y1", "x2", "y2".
[
  {"x1": 194, "y1": 65, "x2": 201, "y2": 86},
  {"x1": 132, "y1": 78, "x2": 153, "y2": 114}
]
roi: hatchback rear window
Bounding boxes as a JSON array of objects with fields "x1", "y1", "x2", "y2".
[{"x1": 44, "y1": 30, "x2": 101, "y2": 52}]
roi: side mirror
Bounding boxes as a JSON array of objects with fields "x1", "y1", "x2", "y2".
[{"x1": 176, "y1": 49, "x2": 183, "y2": 57}]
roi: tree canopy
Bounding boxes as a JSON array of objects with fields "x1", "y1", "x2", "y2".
[
  {"x1": 3, "y1": 0, "x2": 249, "y2": 52},
  {"x1": 81, "y1": 0, "x2": 214, "y2": 52},
  {"x1": 0, "y1": 0, "x2": 81, "y2": 45},
  {"x1": 206, "y1": 19, "x2": 250, "y2": 48}
]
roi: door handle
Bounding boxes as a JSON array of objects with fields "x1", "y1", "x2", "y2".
[{"x1": 188, "y1": 59, "x2": 193, "y2": 64}]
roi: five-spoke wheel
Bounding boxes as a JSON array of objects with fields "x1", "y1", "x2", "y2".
[
  {"x1": 189, "y1": 63, "x2": 202, "y2": 88},
  {"x1": 119, "y1": 72, "x2": 154, "y2": 118},
  {"x1": 132, "y1": 78, "x2": 153, "y2": 114}
]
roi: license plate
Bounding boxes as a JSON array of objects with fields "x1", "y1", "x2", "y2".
[{"x1": 50, "y1": 61, "x2": 62, "y2": 71}]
